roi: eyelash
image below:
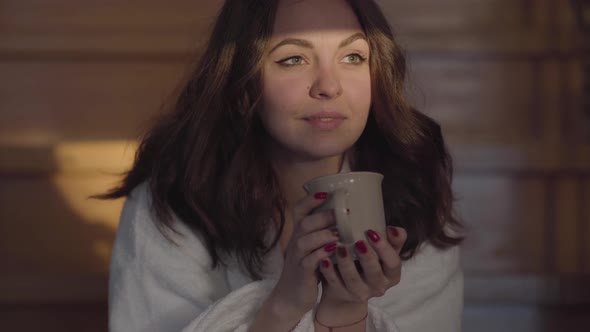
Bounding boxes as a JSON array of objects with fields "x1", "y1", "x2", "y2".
[
  {"x1": 342, "y1": 53, "x2": 367, "y2": 64},
  {"x1": 276, "y1": 53, "x2": 367, "y2": 67},
  {"x1": 276, "y1": 56, "x2": 306, "y2": 66}
]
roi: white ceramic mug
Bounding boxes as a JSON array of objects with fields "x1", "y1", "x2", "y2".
[{"x1": 304, "y1": 171, "x2": 386, "y2": 259}]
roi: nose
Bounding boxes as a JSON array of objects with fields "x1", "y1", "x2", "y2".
[{"x1": 309, "y1": 64, "x2": 343, "y2": 100}]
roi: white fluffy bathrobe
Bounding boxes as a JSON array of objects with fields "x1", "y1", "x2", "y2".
[{"x1": 109, "y1": 181, "x2": 463, "y2": 332}]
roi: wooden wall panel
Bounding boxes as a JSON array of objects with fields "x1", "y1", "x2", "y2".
[
  {"x1": 0, "y1": 141, "x2": 135, "y2": 303},
  {"x1": 0, "y1": 140, "x2": 137, "y2": 174},
  {"x1": 454, "y1": 175, "x2": 546, "y2": 274},
  {"x1": 567, "y1": 59, "x2": 589, "y2": 145},
  {"x1": 0, "y1": 0, "x2": 222, "y2": 55},
  {"x1": 554, "y1": 0, "x2": 580, "y2": 49},
  {"x1": 377, "y1": 0, "x2": 555, "y2": 53},
  {"x1": 380, "y1": 0, "x2": 529, "y2": 27},
  {"x1": 0, "y1": 174, "x2": 122, "y2": 276},
  {"x1": 584, "y1": 178, "x2": 590, "y2": 275},
  {"x1": 0, "y1": 61, "x2": 185, "y2": 142},
  {"x1": 0, "y1": 0, "x2": 571, "y2": 56},
  {"x1": 408, "y1": 59, "x2": 537, "y2": 143},
  {"x1": 555, "y1": 178, "x2": 581, "y2": 274},
  {"x1": 542, "y1": 60, "x2": 564, "y2": 144}
]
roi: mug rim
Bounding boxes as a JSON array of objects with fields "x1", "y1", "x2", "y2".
[{"x1": 303, "y1": 171, "x2": 384, "y2": 191}]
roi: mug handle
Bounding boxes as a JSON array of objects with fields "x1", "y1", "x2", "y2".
[{"x1": 332, "y1": 188, "x2": 351, "y2": 243}]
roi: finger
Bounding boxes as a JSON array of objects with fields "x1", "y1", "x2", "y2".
[
  {"x1": 293, "y1": 228, "x2": 339, "y2": 257},
  {"x1": 318, "y1": 258, "x2": 348, "y2": 294},
  {"x1": 334, "y1": 246, "x2": 369, "y2": 301},
  {"x1": 353, "y1": 239, "x2": 388, "y2": 295},
  {"x1": 365, "y1": 229, "x2": 401, "y2": 285},
  {"x1": 292, "y1": 192, "x2": 329, "y2": 224},
  {"x1": 295, "y1": 209, "x2": 336, "y2": 236},
  {"x1": 299, "y1": 242, "x2": 339, "y2": 273},
  {"x1": 386, "y1": 226, "x2": 407, "y2": 255}
]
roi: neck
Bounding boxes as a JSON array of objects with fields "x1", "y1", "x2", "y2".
[{"x1": 271, "y1": 152, "x2": 345, "y2": 208}]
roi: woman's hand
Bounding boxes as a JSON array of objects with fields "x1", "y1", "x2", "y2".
[
  {"x1": 265, "y1": 192, "x2": 340, "y2": 321},
  {"x1": 318, "y1": 226, "x2": 407, "y2": 306}
]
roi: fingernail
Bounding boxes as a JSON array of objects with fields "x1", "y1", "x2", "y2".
[
  {"x1": 388, "y1": 226, "x2": 399, "y2": 237},
  {"x1": 314, "y1": 192, "x2": 328, "y2": 199},
  {"x1": 366, "y1": 229, "x2": 380, "y2": 243},
  {"x1": 331, "y1": 229, "x2": 339, "y2": 237},
  {"x1": 355, "y1": 240, "x2": 368, "y2": 254},
  {"x1": 324, "y1": 243, "x2": 337, "y2": 252},
  {"x1": 346, "y1": 208, "x2": 350, "y2": 215},
  {"x1": 321, "y1": 259, "x2": 331, "y2": 268},
  {"x1": 337, "y1": 246, "x2": 347, "y2": 258}
]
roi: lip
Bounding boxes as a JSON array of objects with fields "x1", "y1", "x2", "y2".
[
  {"x1": 302, "y1": 111, "x2": 346, "y2": 130},
  {"x1": 302, "y1": 111, "x2": 346, "y2": 120}
]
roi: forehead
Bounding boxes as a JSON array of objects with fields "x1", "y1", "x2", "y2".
[{"x1": 273, "y1": 0, "x2": 363, "y2": 37}]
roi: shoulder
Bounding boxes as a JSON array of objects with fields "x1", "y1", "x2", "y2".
[
  {"x1": 397, "y1": 243, "x2": 461, "y2": 299},
  {"x1": 111, "y1": 181, "x2": 213, "y2": 269},
  {"x1": 404, "y1": 242, "x2": 461, "y2": 273},
  {"x1": 404, "y1": 242, "x2": 461, "y2": 291}
]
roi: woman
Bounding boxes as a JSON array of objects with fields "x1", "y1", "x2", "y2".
[{"x1": 103, "y1": 0, "x2": 464, "y2": 331}]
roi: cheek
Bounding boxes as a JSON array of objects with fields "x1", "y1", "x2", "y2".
[
  {"x1": 344, "y1": 75, "x2": 372, "y2": 115},
  {"x1": 262, "y1": 74, "x2": 309, "y2": 117}
]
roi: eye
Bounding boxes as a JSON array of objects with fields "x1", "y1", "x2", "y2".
[
  {"x1": 276, "y1": 56, "x2": 307, "y2": 66},
  {"x1": 342, "y1": 53, "x2": 367, "y2": 64}
]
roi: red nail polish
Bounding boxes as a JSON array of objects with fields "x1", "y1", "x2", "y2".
[
  {"x1": 324, "y1": 243, "x2": 337, "y2": 252},
  {"x1": 337, "y1": 246, "x2": 347, "y2": 258},
  {"x1": 314, "y1": 192, "x2": 328, "y2": 199},
  {"x1": 388, "y1": 226, "x2": 399, "y2": 237},
  {"x1": 321, "y1": 259, "x2": 331, "y2": 268},
  {"x1": 367, "y1": 229, "x2": 380, "y2": 243},
  {"x1": 355, "y1": 241, "x2": 368, "y2": 254}
]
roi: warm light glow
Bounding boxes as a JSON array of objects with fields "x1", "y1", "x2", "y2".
[
  {"x1": 52, "y1": 140, "x2": 138, "y2": 173},
  {"x1": 50, "y1": 140, "x2": 138, "y2": 264},
  {"x1": 50, "y1": 175, "x2": 125, "y2": 232}
]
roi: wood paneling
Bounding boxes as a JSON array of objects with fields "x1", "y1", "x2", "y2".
[
  {"x1": 0, "y1": 0, "x2": 577, "y2": 57},
  {"x1": 0, "y1": 61, "x2": 186, "y2": 143},
  {"x1": 567, "y1": 59, "x2": 590, "y2": 145},
  {"x1": 555, "y1": 178, "x2": 581, "y2": 273},
  {"x1": 0, "y1": 0, "x2": 222, "y2": 56},
  {"x1": 380, "y1": 0, "x2": 534, "y2": 28},
  {"x1": 0, "y1": 174, "x2": 122, "y2": 275},
  {"x1": 408, "y1": 59, "x2": 537, "y2": 143},
  {"x1": 0, "y1": 303, "x2": 107, "y2": 332},
  {"x1": 585, "y1": 178, "x2": 590, "y2": 274},
  {"x1": 463, "y1": 304, "x2": 590, "y2": 332},
  {"x1": 454, "y1": 175, "x2": 546, "y2": 273},
  {"x1": 377, "y1": 0, "x2": 554, "y2": 54},
  {"x1": 0, "y1": 141, "x2": 137, "y2": 174},
  {"x1": 543, "y1": 60, "x2": 564, "y2": 144}
]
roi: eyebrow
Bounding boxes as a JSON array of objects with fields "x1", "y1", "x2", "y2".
[{"x1": 268, "y1": 32, "x2": 367, "y2": 54}]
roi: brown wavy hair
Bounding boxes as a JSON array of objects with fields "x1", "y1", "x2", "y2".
[{"x1": 100, "y1": 0, "x2": 463, "y2": 279}]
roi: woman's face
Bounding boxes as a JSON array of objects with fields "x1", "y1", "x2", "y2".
[{"x1": 260, "y1": 0, "x2": 371, "y2": 161}]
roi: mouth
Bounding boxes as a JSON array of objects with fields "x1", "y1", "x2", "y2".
[
  {"x1": 302, "y1": 112, "x2": 346, "y2": 130},
  {"x1": 307, "y1": 117, "x2": 344, "y2": 122},
  {"x1": 302, "y1": 112, "x2": 346, "y2": 121}
]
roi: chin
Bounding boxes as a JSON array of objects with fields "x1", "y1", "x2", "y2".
[
  {"x1": 297, "y1": 142, "x2": 354, "y2": 161},
  {"x1": 269, "y1": 134, "x2": 359, "y2": 162}
]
